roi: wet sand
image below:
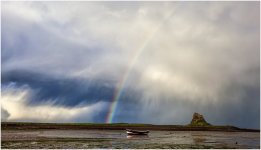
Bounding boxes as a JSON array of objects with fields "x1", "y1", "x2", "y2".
[{"x1": 2, "y1": 129, "x2": 260, "y2": 149}]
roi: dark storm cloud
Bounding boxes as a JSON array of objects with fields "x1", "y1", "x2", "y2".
[
  {"x1": 1, "y1": 15, "x2": 117, "y2": 79},
  {"x1": 1, "y1": 70, "x2": 144, "y2": 122},
  {"x1": 207, "y1": 80, "x2": 260, "y2": 129},
  {"x1": 2, "y1": 70, "x2": 116, "y2": 106}
]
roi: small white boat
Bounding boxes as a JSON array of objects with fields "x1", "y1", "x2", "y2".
[{"x1": 126, "y1": 129, "x2": 149, "y2": 135}]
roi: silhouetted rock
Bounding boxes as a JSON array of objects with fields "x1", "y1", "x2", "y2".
[{"x1": 190, "y1": 112, "x2": 211, "y2": 126}]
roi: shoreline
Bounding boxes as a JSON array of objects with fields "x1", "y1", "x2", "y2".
[{"x1": 2, "y1": 122, "x2": 259, "y2": 132}]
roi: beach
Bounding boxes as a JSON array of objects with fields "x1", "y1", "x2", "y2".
[{"x1": 1, "y1": 123, "x2": 260, "y2": 149}]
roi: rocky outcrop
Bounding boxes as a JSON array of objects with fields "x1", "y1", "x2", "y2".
[{"x1": 190, "y1": 112, "x2": 211, "y2": 126}]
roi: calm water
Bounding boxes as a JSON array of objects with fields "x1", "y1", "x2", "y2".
[{"x1": 2, "y1": 130, "x2": 260, "y2": 149}]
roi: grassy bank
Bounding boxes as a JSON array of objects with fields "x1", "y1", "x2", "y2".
[{"x1": 1, "y1": 122, "x2": 259, "y2": 132}]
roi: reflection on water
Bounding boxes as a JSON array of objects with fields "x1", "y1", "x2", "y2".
[
  {"x1": 193, "y1": 137, "x2": 207, "y2": 144},
  {"x1": 126, "y1": 135, "x2": 149, "y2": 139}
]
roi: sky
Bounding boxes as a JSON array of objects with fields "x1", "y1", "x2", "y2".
[{"x1": 1, "y1": 1, "x2": 260, "y2": 129}]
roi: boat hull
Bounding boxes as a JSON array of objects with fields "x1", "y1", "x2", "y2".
[{"x1": 126, "y1": 129, "x2": 149, "y2": 135}]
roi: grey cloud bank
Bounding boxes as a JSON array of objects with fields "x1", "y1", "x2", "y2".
[{"x1": 1, "y1": 1, "x2": 260, "y2": 129}]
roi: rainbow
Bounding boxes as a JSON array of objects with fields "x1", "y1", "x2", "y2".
[{"x1": 105, "y1": 9, "x2": 176, "y2": 123}]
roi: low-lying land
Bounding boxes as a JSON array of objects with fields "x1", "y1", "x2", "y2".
[{"x1": 2, "y1": 122, "x2": 259, "y2": 132}]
